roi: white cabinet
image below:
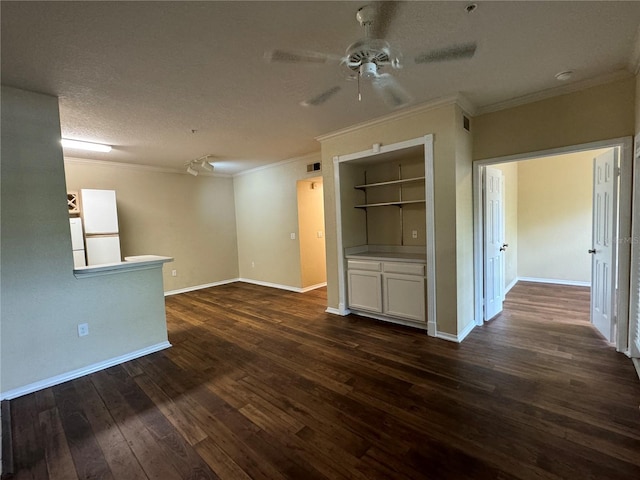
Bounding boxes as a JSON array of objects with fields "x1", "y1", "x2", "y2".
[
  {"x1": 347, "y1": 257, "x2": 426, "y2": 325},
  {"x1": 383, "y1": 273, "x2": 425, "y2": 322},
  {"x1": 347, "y1": 269, "x2": 382, "y2": 313}
]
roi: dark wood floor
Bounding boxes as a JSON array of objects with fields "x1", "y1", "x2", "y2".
[{"x1": 5, "y1": 281, "x2": 640, "y2": 479}]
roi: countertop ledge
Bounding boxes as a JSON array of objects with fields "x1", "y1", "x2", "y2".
[
  {"x1": 74, "y1": 255, "x2": 174, "y2": 278},
  {"x1": 345, "y1": 245, "x2": 426, "y2": 263}
]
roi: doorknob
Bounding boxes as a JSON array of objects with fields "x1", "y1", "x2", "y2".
[
  {"x1": 499, "y1": 243, "x2": 509, "y2": 252},
  {"x1": 588, "y1": 249, "x2": 596, "y2": 254}
]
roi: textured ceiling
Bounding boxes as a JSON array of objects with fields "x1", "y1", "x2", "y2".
[{"x1": 2, "y1": 1, "x2": 639, "y2": 175}]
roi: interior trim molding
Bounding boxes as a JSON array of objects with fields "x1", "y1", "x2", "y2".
[
  {"x1": 436, "y1": 320, "x2": 476, "y2": 343},
  {"x1": 237, "y1": 278, "x2": 305, "y2": 293},
  {"x1": 317, "y1": 95, "x2": 465, "y2": 142},
  {"x1": 325, "y1": 307, "x2": 346, "y2": 316},
  {"x1": 64, "y1": 156, "x2": 231, "y2": 177},
  {"x1": 0, "y1": 341, "x2": 171, "y2": 401},
  {"x1": 505, "y1": 277, "x2": 519, "y2": 294},
  {"x1": 164, "y1": 278, "x2": 239, "y2": 296},
  {"x1": 232, "y1": 151, "x2": 320, "y2": 178},
  {"x1": 299, "y1": 282, "x2": 327, "y2": 293},
  {"x1": 633, "y1": 358, "x2": 640, "y2": 381},
  {"x1": 518, "y1": 277, "x2": 591, "y2": 287},
  {"x1": 475, "y1": 69, "x2": 632, "y2": 115}
]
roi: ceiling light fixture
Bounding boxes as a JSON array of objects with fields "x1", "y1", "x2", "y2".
[
  {"x1": 185, "y1": 154, "x2": 215, "y2": 176},
  {"x1": 61, "y1": 138, "x2": 112, "y2": 152}
]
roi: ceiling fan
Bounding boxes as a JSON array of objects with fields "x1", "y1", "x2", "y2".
[{"x1": 265, "y1": 3, "x2": 477, "y2": 109}]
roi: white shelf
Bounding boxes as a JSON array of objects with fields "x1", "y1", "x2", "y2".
[
  {"x1": 355, "y1": 199, "x2": 425, "y2": 209},
  {"x1": 354, "y1": 176, "x2": 425, "y2": 190}
]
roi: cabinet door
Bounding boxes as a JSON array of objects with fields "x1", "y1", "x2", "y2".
[
  {"x1": 383, "y1": 273, "x2": 426, "y2": 322},
  {"x1": 347, "y1": 270, "x2": 382, "y2": 313}
]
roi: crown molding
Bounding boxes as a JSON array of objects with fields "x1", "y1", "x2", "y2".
[
  {"x1": 232, "y1": 151, "x2": 321, "y2": 177},
  {"x1": 475, "y1": 69, "x2": 633, "y2": 116},
  {"x1": 316, "y1": 94, "x2": 474, "y2": 142},
  {"x1": 64, "y1": 157, "x2": 232, "y2": 177}
]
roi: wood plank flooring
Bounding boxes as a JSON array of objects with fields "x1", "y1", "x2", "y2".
[{"x1": 5, "y1": 281, "x2": 640, "y2": 479}]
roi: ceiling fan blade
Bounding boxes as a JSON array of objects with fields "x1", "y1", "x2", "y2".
[
  {"x1": 300, "y1": 86, "x2": 342, "y2": 107},
  {"x1": 264, "y1": 49, "x2": 342, "y2": 64},
  {"x1": 371, "y1": 1, "x2": 401, "y2": 40},
  {"x1": 414, "y1": 42, "x2": 477, "y2": 64},
  {"x1": 371, "y1": 74, "x2": 412, "y2": 109}
]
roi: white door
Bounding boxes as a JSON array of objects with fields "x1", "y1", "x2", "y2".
[
  {"x1": 590, "y1": 149, "x2": 618, "y2": 342},
  {"x1": 484, "y1": 167, "x2": 505, "y2": 320}
]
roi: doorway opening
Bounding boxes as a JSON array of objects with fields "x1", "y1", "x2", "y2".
[
  {"x1": 296, "y1": 177, "x2": 327, "y2": 291},
  {"x1": 473, "y1": 137, "x2": 633, "y2": 353}
]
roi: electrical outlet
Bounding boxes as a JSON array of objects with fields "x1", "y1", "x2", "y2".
[
  {"x1": 317, "y1": 231, "x2": 323, "y2": 238},
  {"x1": 78, "y1": 323, "x2": 89, "y2": 337},
  {"x1": 290, "y1": 232, "x2": 296, "y2": 240},
  {"x1": 251, "y1": 261, "x2": 255, "y2": 268},
  {"x1": 412, "y1": 230, "x2": 418, "y2": 239},
  {"x1": 171, "y1": 269, "x2": 177, "y2": 277}
]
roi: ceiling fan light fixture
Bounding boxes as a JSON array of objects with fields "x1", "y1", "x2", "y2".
[
  {"x1": 360, "y1": 62, "x2": 378, "y2": 79},
  {"x1": 186, "y1": 165, "x2": 199, "y2": 176},
  {"x1": 61, "y1": 138, "x2": 112, "y2": 152}
]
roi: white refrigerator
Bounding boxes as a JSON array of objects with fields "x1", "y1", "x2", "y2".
[
  {"x1": 69, "y1": 217, "x2": 86, "y2": 267},
  {"x1": 80, "y1": 189, "x2": 122, "y2": 265}
]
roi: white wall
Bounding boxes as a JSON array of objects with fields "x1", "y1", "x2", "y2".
[
  {"x1": 1, "y1": 86, "x2": 169, "y2": 396},
  {"x1": 234, "y1": 153, "x2": 322, "y2": 289},
  {"x1": 65, "y1": 160, "x2": 239, "y2": 292}
]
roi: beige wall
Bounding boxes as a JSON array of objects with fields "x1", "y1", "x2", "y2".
[
  {"x1": 454, "y1": 106, "x2": 475, "y2": 334},
  {"x1": 234, "y1": 154, "x2": 322, "y2": 289},
  {"x1": 65, "y1": 161, "x2": 239, "y2": 291},
  {"x1": 321, "y1": 103, "x2": 465, "y2": 335},
  {"x1": 492, "y1": 162, "x2": 519, "y2": 289},
  {"x1": 474, "y1": 77, "x2": 636, "y2": 161},
  {"x1": 297, "y1": 178, "x2": 327, "y2": 287},
  {"x1": 518, "y1": 151, "x2": 598, "y2": 283},
  {"x1": 1, "y1": 86, "x2": 169, "y2": 394}
]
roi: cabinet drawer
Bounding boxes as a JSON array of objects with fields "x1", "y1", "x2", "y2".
[
  {"x1": 383, "y1": 262, "x2": 425, "y2": 276},
  {"x1": 347, "y1": 259, "x2": 381, "y2": 272}
]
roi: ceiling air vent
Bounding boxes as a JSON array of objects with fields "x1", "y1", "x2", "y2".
[{"x1": 307, "y1": 162, "x2": 321, "y2": 172}]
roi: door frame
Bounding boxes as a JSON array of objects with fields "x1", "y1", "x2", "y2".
[
  {"x1": 472, "y1": 137, "x2": 633, "y2": 354},
  {"x1": 331, "y1": 135, "x2": 437, "y2": 336}
]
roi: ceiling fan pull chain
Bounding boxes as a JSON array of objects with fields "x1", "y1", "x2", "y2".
[{"x1": 358, "y1": 73, "x2": 362, "y2": 101}]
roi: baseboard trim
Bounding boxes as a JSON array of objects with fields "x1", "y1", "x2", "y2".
[
  {"x1": 164, "y1": 278, "x2": 239, "y2": 296},
  {"x1": 436, "y1": 320, "x2": 476, "y2": 343},
  {"x1": 505, "y1": 277, "x2": 518, "y2": 294},
  {"x1": 238, "y1": 278, "x2": 303, "y2": 293},
  {"x1": 325, "y1": 307, "x2": 348, "y2": 316},
  {"x1": 299, "y1": 282, "x2": 327, "y2": 293},
  {"x1": 518, "y1": 277, "x2": 591, "y2": 287},
  {"x1": 633, "y1": 358, "x2": 640, "y2": 381},
  {"x1": 0, "y1": 341, "x2": 172, "y2": 401}
]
